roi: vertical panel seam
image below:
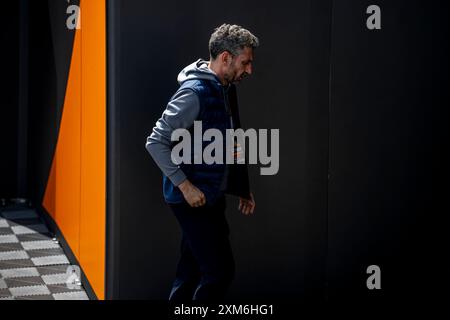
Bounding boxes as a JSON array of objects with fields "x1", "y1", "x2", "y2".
[{"x1": 325, "y1": 0, "x2": 335, "y2": 299}]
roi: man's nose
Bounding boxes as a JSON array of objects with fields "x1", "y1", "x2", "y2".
[{"x1": 246, "y1": 64, "x2": 252, "y2": 75}]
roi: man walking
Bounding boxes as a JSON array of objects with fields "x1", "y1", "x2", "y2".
[{"x1": 145, "y1": 24, "x2": 258, "y2": 302}]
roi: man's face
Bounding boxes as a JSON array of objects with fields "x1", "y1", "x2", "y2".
[{"x1": 224, "y1": 47, "x2": 254, "y2": 84}]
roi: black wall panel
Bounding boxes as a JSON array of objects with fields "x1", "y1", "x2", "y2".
[
  {"x1": 0, "y1": 2, "x2": 19, "y2": 198},
  {"x1": 107, "y1": 0, "x2": 332, "y2": 300},
  {"x1": 328, "y1": 0, "x2": 446, "y2": 301},
  {"x1": 1, "y1": 0, "x2": 78, "y2": 203}
]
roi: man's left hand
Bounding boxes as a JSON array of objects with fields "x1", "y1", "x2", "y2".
[{"x1": 239, "y1": 192, "x2": 255, "y2": 215}]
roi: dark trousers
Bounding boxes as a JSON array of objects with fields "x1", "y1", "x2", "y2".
[{"x1": 168, "y1": 196, "x2": 235, "y2": 302}]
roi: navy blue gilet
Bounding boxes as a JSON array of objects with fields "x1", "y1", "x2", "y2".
[{"x1": 163, "y1": 78, "x2": 232, "y2": 205}]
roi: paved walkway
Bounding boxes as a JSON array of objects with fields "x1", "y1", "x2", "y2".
[{"x1": 0, "y1": 204, "x2": 89, "y2": 300}]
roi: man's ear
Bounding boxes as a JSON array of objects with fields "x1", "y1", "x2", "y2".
[{"x1": 220, "y1": 51, "x2": 232, "y2": 65}]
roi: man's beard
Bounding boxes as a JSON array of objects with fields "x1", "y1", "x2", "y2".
[
  {"x1": 225, "y1": 68, "x2": 245, "y2": 85},
  {"x1": 224, "y1": 72, "x2": 237, "y2": 85},
  {"x1": 230, "y1": 70, "x2": 245, "y2": 83}
]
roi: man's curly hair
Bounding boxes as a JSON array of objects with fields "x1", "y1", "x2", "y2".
[{"x1": 209, "y1": 24, "x2": 259, "y2": 60}]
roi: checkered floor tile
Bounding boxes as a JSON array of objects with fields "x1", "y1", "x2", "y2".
[{"x1": 0, "y1": 206, "x2": 89, "y2": 300}]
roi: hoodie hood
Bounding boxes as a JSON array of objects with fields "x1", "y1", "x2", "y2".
[{"x1": 177, "y1": 59, "x2": 221, "y2": 85}]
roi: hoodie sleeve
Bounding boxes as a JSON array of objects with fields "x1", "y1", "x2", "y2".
[{"x1": 145, "y1": 89, "x2": 200, "y2": 186}]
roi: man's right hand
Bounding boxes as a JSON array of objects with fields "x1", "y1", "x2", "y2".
[{"x1": 178, "y1": 179, "x2": 206, "y2": 207}]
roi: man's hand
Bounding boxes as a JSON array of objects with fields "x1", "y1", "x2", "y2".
[
  {"x1": 239, "y1": 192, "x2": 255, "y2": 215},
  {"x1": 178, "y1": 179, "x2": 206, "y2": 207}
]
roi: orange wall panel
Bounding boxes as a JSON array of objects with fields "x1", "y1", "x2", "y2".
[
  {"x1": 79, "y1": 0, "x2": 106, "y2": 300},
  {"x1": 43, "y1": 0, "x2": 106, "y2": 300}
]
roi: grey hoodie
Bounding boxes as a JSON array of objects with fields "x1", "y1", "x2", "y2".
[{"x1": 145, "y1": 59, "x2": 222, "y2": 186}]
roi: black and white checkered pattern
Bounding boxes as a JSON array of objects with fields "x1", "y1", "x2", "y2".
[{"x1": 0, "y1": 206, "x2": 89, "y2": 300}]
